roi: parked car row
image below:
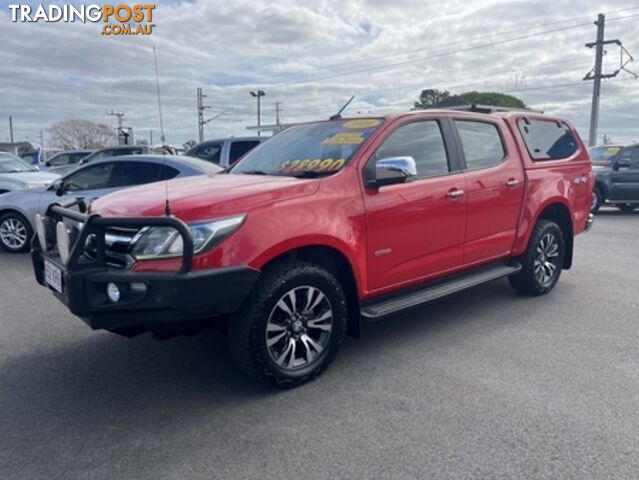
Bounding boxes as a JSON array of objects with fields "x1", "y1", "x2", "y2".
[
  {"x1": 0, "y1": 154, "x2": 221, "y2": 253},
  {"x1": 19, "y1": 137, "x2": 264, "y2": 174}
]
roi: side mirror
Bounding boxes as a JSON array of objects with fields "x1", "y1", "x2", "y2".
[
  {"x1": 367, "y1": 156, "x2": 417, "y2": 188},
  {"x1": 614, "y1": 158, "x2": 631, "y2": 170},
  {"x1": 54, "y1": 180, "x2": 64, "y2": 197}
]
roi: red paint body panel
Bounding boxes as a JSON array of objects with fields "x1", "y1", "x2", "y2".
[{"x1": 93, "y1": 109, "x2": 592, "y2": 302}]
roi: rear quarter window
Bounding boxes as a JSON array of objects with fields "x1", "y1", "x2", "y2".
[{"x1": 517, "y1": 119, "x2": 578, "y2": 161}]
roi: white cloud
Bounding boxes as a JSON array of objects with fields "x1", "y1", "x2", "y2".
[{"x1": 0, "y1": 0, "x2": 638, "y2": 147}]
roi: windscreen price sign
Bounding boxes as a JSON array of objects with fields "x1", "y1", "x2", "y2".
[{"x1": 8, "y1": 3, "x2": 156, "y2": 36}]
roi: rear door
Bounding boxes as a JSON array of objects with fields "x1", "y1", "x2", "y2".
[
  {"x1": 453, "y1": 119, "x2": 524, "y2": 265},
  {"x1": 363, "y1": 117, "x2": 467, "y2": 291},
  {"x1": 610, "y1": 146, "x2": 639, "y2": 201}
]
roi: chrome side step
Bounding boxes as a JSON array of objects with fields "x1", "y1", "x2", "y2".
[{"x1": 361, "y1": 261, "x2": 522, "y2": 320}]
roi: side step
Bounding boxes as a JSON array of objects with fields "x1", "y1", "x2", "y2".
[{"x1": 361, "y1": 261, "x2": 522, "y2": 320}]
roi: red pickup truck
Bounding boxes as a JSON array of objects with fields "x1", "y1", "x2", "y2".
[{"x1": 32, "y1": 106, "x2": 594, "y2": 387}]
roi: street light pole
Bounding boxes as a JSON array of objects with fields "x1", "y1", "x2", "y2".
[{"x1": 249, "y1": 90, "x2": 266, "y2": 137}]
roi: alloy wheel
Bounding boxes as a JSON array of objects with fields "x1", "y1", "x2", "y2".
[
  {"x1": 533, "y1": 233, "x2": 560, "y2": 288},
  {"x1": 265, "y1": 285, "x2": 333, "y2": 371},
  {"x1": 0, "y1": 217, "x2": 28, "y2": 250}
]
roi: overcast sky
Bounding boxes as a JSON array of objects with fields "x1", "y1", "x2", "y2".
[{"x1": 1, "y1": 0, "x2": 638, "y2": 148}]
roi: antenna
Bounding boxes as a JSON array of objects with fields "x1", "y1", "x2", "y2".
[
  {"x1": 152, "y1": 46, "x2": 171, "y2": 217},
  {"x1": 330, "y1": 96, "x2": 355, "y2": 120}
]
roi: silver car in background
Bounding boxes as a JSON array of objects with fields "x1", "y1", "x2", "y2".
[
  {"x1": 0, "y1": 152, "x2": 60, "y2": 193},
  {"x1": 0, "y1": 154, "x2": 221, "y2": 253}
]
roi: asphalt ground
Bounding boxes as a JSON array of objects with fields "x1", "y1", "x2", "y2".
[{"x1": 0, "y1": 208, "x2": 637, "y2": 479}]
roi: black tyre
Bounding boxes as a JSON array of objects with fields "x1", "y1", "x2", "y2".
[
  {"x1": 228, "y1": 260, "x2": 347, "y2": 388},
  {"x1": 616, "y1": 203, "x2": 638, "y2": 212},
  {"x1": 591, "y1": 187, "x2": 603, "y2": 213},
  {"x1": 0, "y1": 212, "x2": 32, "y2": 253},
  {"x1": 509, "y1": 219, "x2": 565, "y2": 296}
]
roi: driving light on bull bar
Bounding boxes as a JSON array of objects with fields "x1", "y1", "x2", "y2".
[
  {"x1": 107, "y1": 283, "x2": 121, "y2": 303},
  {"x1": 131, "y1": 214, "x2": 246, "y2": 260},
  {"x1": 56, "y1": 221, "x2": 71, "y2": 264}
]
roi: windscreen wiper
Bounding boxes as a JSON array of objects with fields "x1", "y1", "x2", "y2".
[{"x1": 240, "y1": 169, "x2": 271, "y2": 175}]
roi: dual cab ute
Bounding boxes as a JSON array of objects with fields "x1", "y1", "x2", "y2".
[{"x1": 32, "y1": 106, "x2": 594, "y2": 387}]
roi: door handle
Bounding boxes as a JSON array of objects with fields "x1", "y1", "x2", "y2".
[
  {"x1": 446, "y1": 188, "x2": 465, "y2": 198},
  {"x1": 505, "y1": 178, "x2": 520, "y2": 188}
]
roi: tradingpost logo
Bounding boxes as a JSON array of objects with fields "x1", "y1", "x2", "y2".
[{"x1": 8, "y1": 3, "x2": 156, "y2": 36}]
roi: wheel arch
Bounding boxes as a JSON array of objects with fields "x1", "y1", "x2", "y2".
[
  {"x1": 536, "y1": 202, "x2": 574, "y2": 269},
  {"x1": 257, "y1": 244, "x2": 363, "y2": 338},
  {"x1": 0, "y1": 207, "x2": 33, "y2": 227}
]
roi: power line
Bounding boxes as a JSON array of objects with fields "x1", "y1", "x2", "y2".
[{"x1": 274, "y1": 5, "x2": 639, "y2": 75}]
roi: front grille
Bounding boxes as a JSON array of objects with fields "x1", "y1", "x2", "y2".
[{"x1": 84, "y1": 226, "x2": 140, "y2": 268}]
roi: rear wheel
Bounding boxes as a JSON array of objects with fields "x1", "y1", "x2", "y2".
[
  {"x1": 0, "y1": 212, "x2": 32, "y2": 253},
  {"x1": 616, "y1": 203, "x2": 638, "y2": 212},
  {"x1": 591, "y1": 187, "x2": 603, "y2": 213},
  {"x1": 509, "y1": 219, "x2": 565, "y2": 295},
  {"x1": 228, "y1": 260, "x2": 347, "y2": 388}
]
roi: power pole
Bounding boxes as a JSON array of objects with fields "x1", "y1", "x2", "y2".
[
  {"x1": 107, "y1": 110, "x2": 125, "y2": 145},
  {"x1": 197, "y1": 88, "x2": 230, "y2": 141},
  {"x1": 150, "y1": 130, "x2": 153, "y2": 146},
  {"x1": 584, "y1": 14, "x2": 637, "y2": 146},
  {"x1": 40, "y1": 130, "x2": 44, "y2": 149},
  {"x1": 585, "y1": 14, "x2": 605, "y2": 147},
  {"x1": 9, "y1": 116, "x2": 14, "y2": 143},
  {"x1": 197, "y1": 88, "x2": 204, "y2": 143}
]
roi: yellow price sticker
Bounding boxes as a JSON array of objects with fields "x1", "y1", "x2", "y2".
[
  {"x1": 323, "y1": 132, "x2": 364, "y2": 145},
  {"x1": 342, "y1": 119, "x2": 381, "y2": 129}
]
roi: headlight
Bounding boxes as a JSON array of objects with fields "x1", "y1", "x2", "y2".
[
  {"x1": 22, "y1": 182, "x2": 46, "y2": 189},
  {"x1": 131, "y1": 214, "x2": 246, "y2": 260}
]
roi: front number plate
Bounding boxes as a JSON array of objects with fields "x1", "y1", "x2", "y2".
[{"x1": 44, "y1": 260, "x2": 63, "y2": 294}]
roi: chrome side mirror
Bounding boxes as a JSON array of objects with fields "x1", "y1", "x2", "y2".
[{"x1": 370, "y1": 156, "x2": 417, "y2": 187}]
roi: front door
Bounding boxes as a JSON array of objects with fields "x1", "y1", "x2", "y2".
[
  {"x1": 610, "y1": 146, "x2": 639, "y2": 201},
  {"x1": 363, "y1": 118, "x2": 467, "y2": 293}
]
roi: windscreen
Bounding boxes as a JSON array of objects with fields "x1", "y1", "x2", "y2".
[
  {"x1": 589, "y1": 146, "x2": 622, "y2": 166},
  {"x1": 0, "y1": 153, "x2": 36, "y2": 173},
  {"x1": 231, "y1": 119, "x2": 382, "y2": 177}
]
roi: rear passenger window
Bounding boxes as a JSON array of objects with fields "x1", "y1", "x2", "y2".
[
  {"x1": 455, "y1": 121, "x2": 505, "y2": 169},
  {"x1": 518, "y1": 119, "x2": 578, "y2": 160},
  {"x1": 375, "y1": 121, "x2": 449, "y2": 178},
  {"x1": 111, "y1": 162, "x2": 178, "y2": 188},
  {"x1": 229, "y1": 141, "x2": 260, "y2": 165}
]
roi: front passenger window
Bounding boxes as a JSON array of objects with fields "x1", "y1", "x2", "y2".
[
  {"x1": 63, "y1": 163, "x2": 115, "y2": 192},
  {"x1": 374, "y1": 121, "x2": 449, "y2": 178}
]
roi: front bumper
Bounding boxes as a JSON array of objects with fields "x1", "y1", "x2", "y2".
[{"x1": 32, "y1": 202, "x2": 259, "y2": 332}]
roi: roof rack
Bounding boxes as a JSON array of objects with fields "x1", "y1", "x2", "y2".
[{"x1": 445, "y1": 104, "x2": 543, "y2": 114}]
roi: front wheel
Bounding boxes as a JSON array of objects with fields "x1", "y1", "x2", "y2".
[
  {"x1": 509, "y1": 219, "x2": 565, "y2": 296},
  {"x1": 591, "y1": 188, "x2": 603, "y2": 213},
  {"x1": 616, "y1": 203, "x2": 638, "y2": 212},
  {"x1": 0, "y1": 212, "x2": 32, "y2": 253},
  {"x1": 228, "y1": 260, "x2": 347, "y2": 388}
]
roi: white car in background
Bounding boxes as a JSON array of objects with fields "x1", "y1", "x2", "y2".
[{"x1": 0, "y1": 152, "x2": 59, "y2": 194}]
